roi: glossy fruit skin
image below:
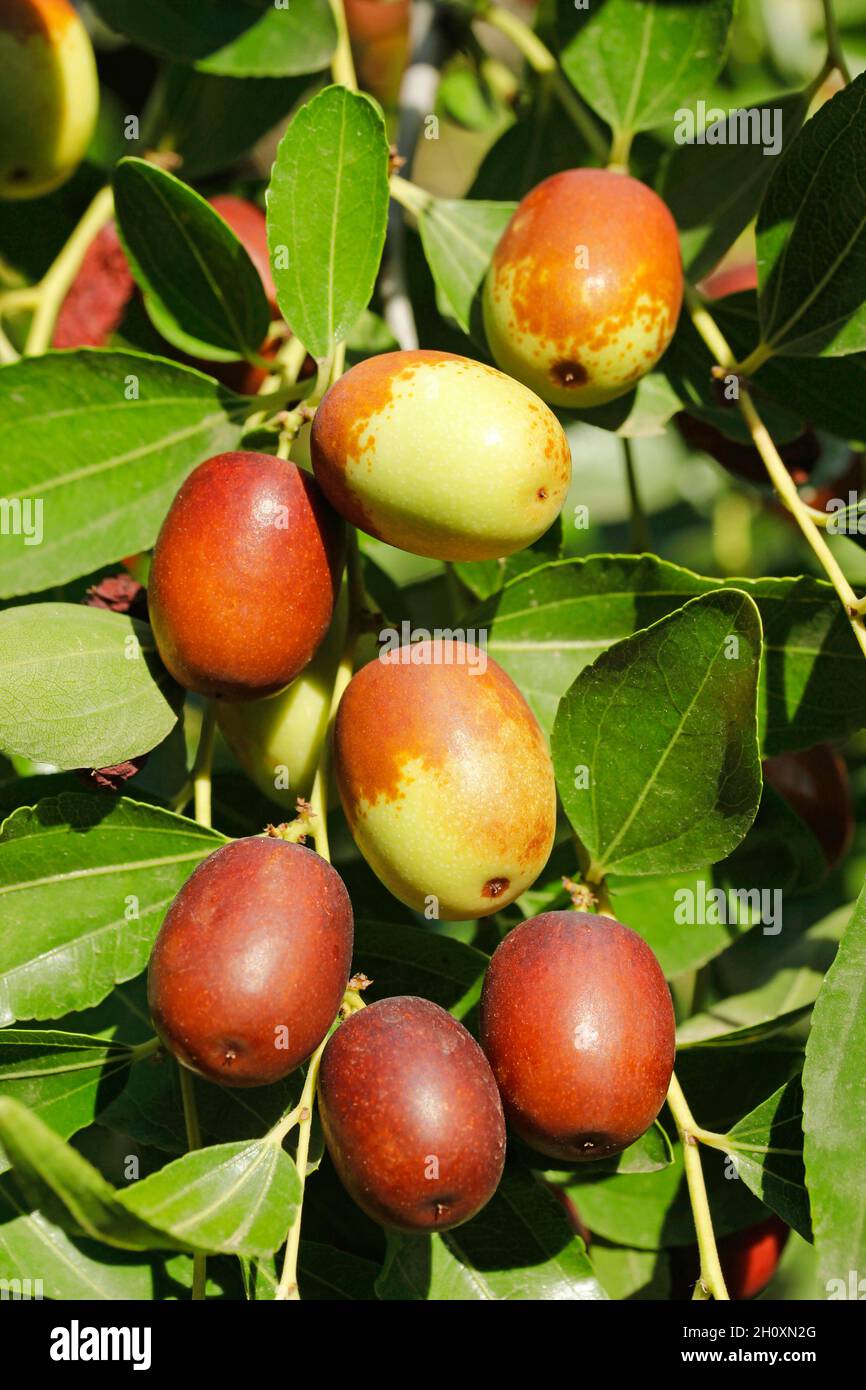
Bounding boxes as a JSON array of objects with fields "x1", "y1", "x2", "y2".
[
  {"x1": 217, "y1": 585, "x2": 348, "y2": 806},
  {"x1": 318, "y1": 996, "x2": 506, "y2": 1232},
  {"x1": 763, "y1": 744, "x2": 853, "y2": 871},
  {"x1": 344, "y1": 0, "x2": 410, "y2": 109},
  {"x1": 149, "y1": 452, "x2": 344, "y2": 701},
  {"x1": 334, "y1": 641, "x2": 556, "y2": 920},
  {"x1": 480, "y1": 911, "x2": 676, "y2": 1161},
  {"x1": 719, "y1": 1216, "x2": 789, "y2": 1299},
  {"x1": 674, "y1": 1215, "x2": 789, "y2": 1299},
  {"x1": 0, "y1": 0, "x2": 98, "y2": 200},
  {"x1": 209, "y1": 194, "x2": 277, "y2": 311},
  {"x1": 483, "y1": 169, "x2": 683, "y2": 408},
  {"x1": 147, "y1": 838, "x2": 354, "y2": 1087},
  {"x1": 311, "y1": 349, "x2": 571, "y2": 561}
]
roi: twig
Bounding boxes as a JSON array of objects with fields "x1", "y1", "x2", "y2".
[{"x1": 667, "y1": 1073, "x2": 730, "y2": 1301}]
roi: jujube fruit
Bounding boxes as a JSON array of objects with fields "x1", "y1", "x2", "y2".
[
  {"x1": 149, "y1": 452, "x2": 344, "y2": 701},
  {"x1": 209, "y1": 194, "x2": 278, "y2": 312},
  {"x1": 0, "y1": 0, "x2": 98, "y2": 200},
  {"x1": 763, "y1": 744, "x2": 853, "y2": 871},
  {"x1": 480, "y1": 911, "x2": 676, "y2": 1161},
  {"x1": 673, "y1": 1215, "x2": 789, "y2": 1300},
  {"x1": 147, "y1": 837, "x2": 353, "y2": 1086},
  {"x1": 344, "y1": 0, "x2": 410, "y2": 110},
  {"x1": 51, "y1": 221, "x2": 137, "y2": 349},
  {"x1": 483, "y1": 169, "x2": 683, "y2": 408},
  {"x1": 311, "y1": 349, "x2": 572, "y2": 561},
  {"x1": 318, "y1": 996, "x2": 506, "y2": 1231},
  {"x1": 217, "y1": 585, "x2": 349, "y2": 806},
  {"x1": 718, "y1": 1216, "x2": 789, "y2": 1299},
  {"x1": 333, "y1": 641, "x2": 556, "y2": 920}
]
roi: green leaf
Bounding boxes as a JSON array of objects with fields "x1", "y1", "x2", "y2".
[
  {"x1": 589, "y1": 1242, "x2": 670, "y2": 1300},
  {"x1": 0, "y1": 1096, "x2": 189, "y2": 1252},
  {"x1": 534, "y1": 1121, "x2": 673, "y2": 1179},
  {"x1": 352, "y1": 920, "x2": 488, "y2": 1023},
  {"x1": 0, "y1": 350, "x2": 246, "y2": 597},
  {"x1": 0, "y1": 796, "x2": 225, "y2": 1025},
  {"x1": 113, "y1": 158, "x2": 270, "y2": 361},
  {"x1": 0, "y1": 605, "x2": 182, "y2": 770},
  {"x1": 376, "y1": 1163, "x2": 607, "y2": 1300},
  {"x1": 91, "y1": 0, "x2": 336, "y2": 77},
  {"x1": 417, "y1": 197, "x2": 515, "y2": 337},
  {"x1": 802, "y1": 885, "x2": 866, "y2": 1290},
  {"x1": 718, "y1": 1077, "x2": 810, "y2": 1241},
  {"x1": 298, "y1": 1242, "x2": 379, "y2": 1300},
  {"x1": 552, "y1": 590, "x2": 762, "y2": 877},
  {"x1": 0, "y1": 1175, "x2": 163, "y2": 1300},
  {"x1": 118, "y1": 1140, "x2": 300, "y2": 1259},
  {"x1": 0, "y1": 1096, "x2": 297, "y2": 1258},
  {"x1": 101, "y1": 1055, "x2": 303, "y2": 1156},
  {"x1": 757, "y1": 73, "x2": 866, "y2": 357},
  {"x1": 557, "y1": 0, "x2": 734, "y2": 136},
  {"x1": 610, "y1": 866, "x2": 756, "y2": 978},
  {"x1": 0, "y1": 1031, "x2": 135, "y2": 1176},
  {"x1": 267, "y1": 85, "x2": 390, "y2": 357},
  {"x1": 470, "y1": 106, "x2": 591, "y2": 201},
  {"x1": 661, "y1": 95, "x2": 807, "y2": 282},
  {"x1": 153, "y1": 67, "x2": 313, "y2": 180},
  {"x1": 474, "y1": 555, "x2": 866, "y2": 754},
  {"x1": 677, "y1": 1005, "x2": 811, "y2": 1049}
]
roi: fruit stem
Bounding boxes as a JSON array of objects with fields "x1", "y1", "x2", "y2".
[
  {"x1": 178, "y1": 1064, "x2": 207, "y2": 1301},
  {"x1": 192, "y1": 701, "x2": 217, "y2": 829},
  {"x1": 666, "y1": 1071, "x2": 730, "y2": 1301},
  {"x1": 684, "y1": 286, "x2": 866, "y2": 663},
  {"x1": 129, "y1": 1036, "x2": 161, "y2": 1065},
  {"x1": 389, "y1": 173, "x2": 434, "y2": 220},
  {"x1": 733, "y1": 342, "x2": 774, "y2": 379},
  {"x1": 274, "y1": 1033, "x2": 329, "y2": 1300},
  {"x1": 607, "y1": 128, "x2": 634, "y2": 173},
  {"x1": 477, "y1": 4, "x2": 609, "y2": 160},
  {"x1": 622, "y1": 438, "x2": 649, "y2": 553},
  {"x1": 23, "y1": 184, "x2": 115, "y2": 357},
  {"x1": 328, "y1": 0, "x2": 358, "y2": 91},
  {"x1": 822, "y1": 0, "x2": 852, "y2": 83}
]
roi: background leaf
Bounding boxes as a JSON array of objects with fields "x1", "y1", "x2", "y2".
[
  {"x1": 0, "y1": 351, "x2": 245, "y2": 597},
  {"x1": 91, "y1": 0, "x2": 336, "y2": 77},
  {"x1": 0, "y1": 605, "x2": 182, "y2": 770},
  {"x1": 376, "y1": 1163, "x2": 607, "y2": 1300},
  {"x1": 802, "y1": 885, "x2": 866, "y2": 1293},
  {"x1": 557, "y1": 0, "x2": 734, "y2": 136},
  {"x1": 0, "y1": 796, "x2": 225, "y2": 1024},
  {"x1": 417, "y1": 198, "x2": 515, "y2": 337},
  {"x1": 757, "y1": 73, "x2": 866, "y2": 357},
  {"x1": 113, "y1": 159, "x2": 270, "y2": 361}
]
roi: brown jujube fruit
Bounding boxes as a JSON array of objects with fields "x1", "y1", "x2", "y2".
[
  {"x1": 147, "y1": 838, "x2": 353, "y2": 1086},
  {"x1": 480, "y1": 911, "x2": 676, "y2": 1162},
  {"x1": 318, "y1": 996, "x2": 506, "y2": 1232},
  {"x1": 148, "y1": 452, "x2": 344, "y2": 700},
  {"x1": 763, "y1": 744, "x2": 854, "y2": 871}
]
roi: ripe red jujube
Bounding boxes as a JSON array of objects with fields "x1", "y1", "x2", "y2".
[
  {"x1": 148, "y1": 452, "x2": 344, "y2": 700},
  {"x1": 318, "y1": 996, "x2": 506, "y2": 1232},
  {"x1": 147, "y1": 838, "x2": 354, "y2": 1086},
  {"x1": 480, "y1": 911, "x2": 676, "y2": 1161}
]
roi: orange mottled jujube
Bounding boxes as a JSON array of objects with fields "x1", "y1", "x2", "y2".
[
  {"x1": 334, "y1": 641, "x2": 557, "y2": 920},
  {"x1": 483, "y1": 169, "x2": 683, "y2": 408}
]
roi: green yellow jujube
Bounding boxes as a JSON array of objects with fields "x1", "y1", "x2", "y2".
[
  {"x1": 0, "y1": 0, "x2": 98, "y2": 201},
  {"x1": 310, "y1": 349, "x2": 572, "y2": 561}
]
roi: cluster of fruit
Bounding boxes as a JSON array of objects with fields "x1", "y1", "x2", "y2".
[{"x1": 148, "y1": 835, "x2": 676, "y2": 1233}]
